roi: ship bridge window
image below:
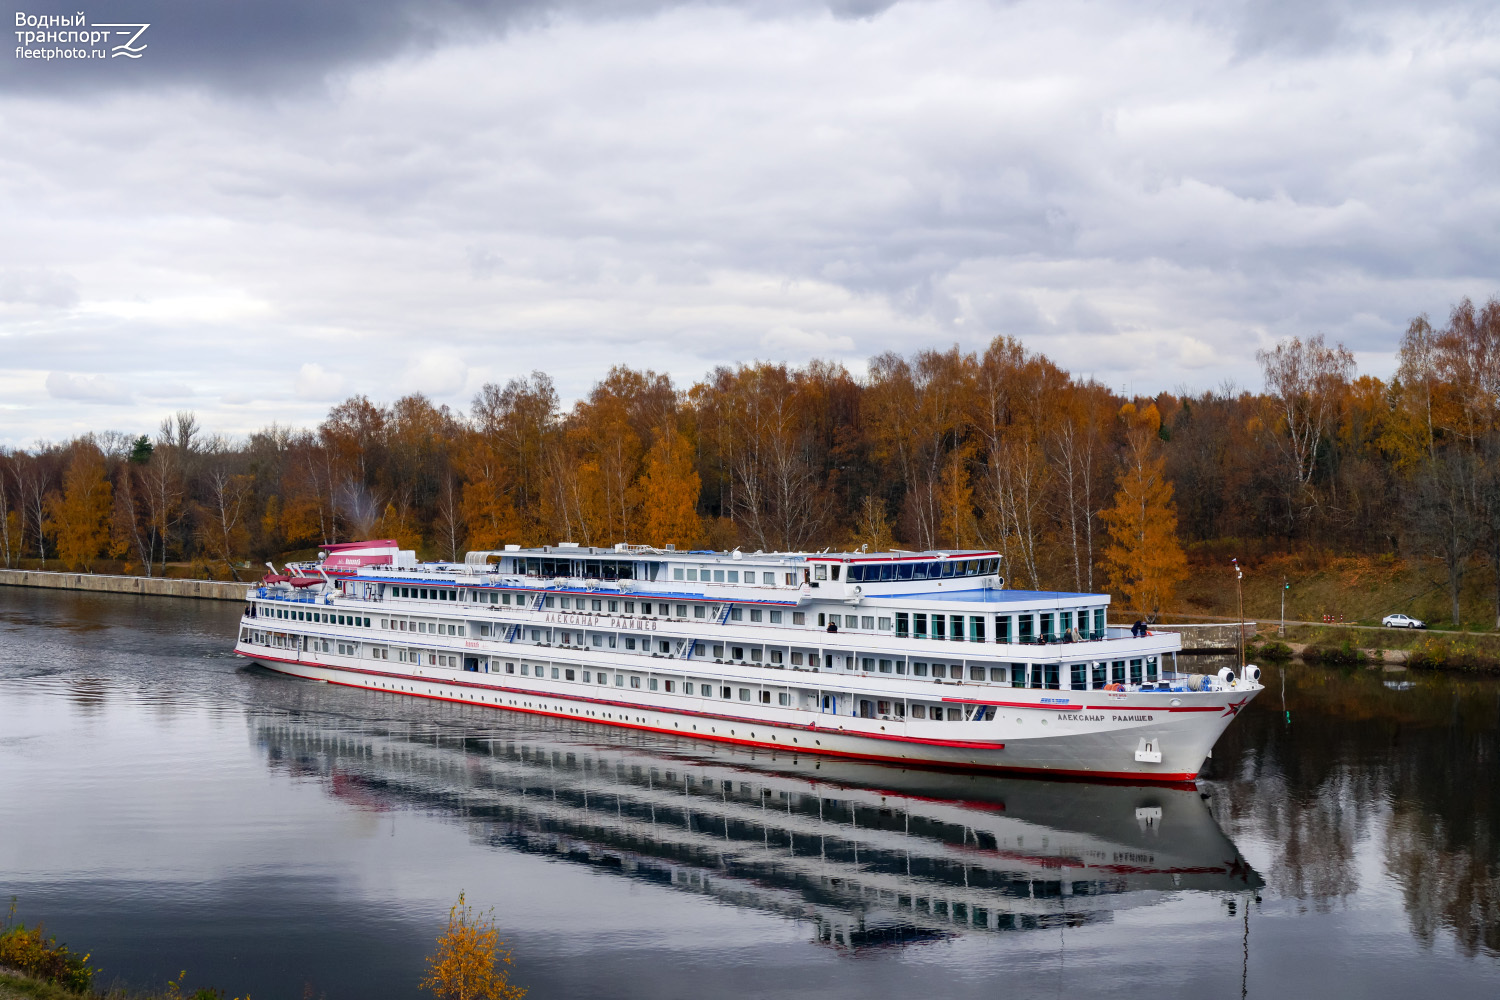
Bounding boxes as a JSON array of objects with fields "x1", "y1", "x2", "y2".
[
  {"x1": 815, "y1": 565, "x2": 827, "y2": 581},
  {"x1": 898, "y1": 563, "x2": 913, "y2": 581},
  {"x1": 830, "y1": 566, "x2": 840, "y2": 581},
  {"x1": 713, "y1": 570, "x2": 725, "y2": 582},
  {"x1": 727, "y1": 570, "x2": 739, "y2": 583}
]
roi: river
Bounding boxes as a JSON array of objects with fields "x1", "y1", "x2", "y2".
[{"x1": 1, "y1": 588, "x2": 1497, "y2": 999}]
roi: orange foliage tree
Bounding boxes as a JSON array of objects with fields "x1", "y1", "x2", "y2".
[
  {"x1": 1100, "y1": 403, "x2": 1187, "y2": 619},
  {"x1": 634, "y1": 427, "x2": 702, "y2": 548},
  {"x1": 43, "y1": 444, "x2": 113, "y2": 571},
  {"x1": 419, "y1": 892, "x2": 525, "y2": 1000}
]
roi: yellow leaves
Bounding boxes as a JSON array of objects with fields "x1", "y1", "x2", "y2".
[
  {"x1": 634, "y1": 428, "x2": 702, "y2": 549},
  {"x1": 43, "y1": 444, "x2": 112, "y2": 571},
  {"x1": 1100, "y1": 447, "x2": 1187, "y2": 618},
  {"x1": 850, "y1": 496, "x2": 896, "y2": 552},
  {"x1": 372, "y1": 501, "x2": 423, "y2": 551},
  {"x1": 420, "y1": 892, "x2": 526, "y2": 1000}
]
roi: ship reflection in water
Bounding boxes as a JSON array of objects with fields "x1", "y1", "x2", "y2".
[{"x1": 253, "y1": 706, "x2": 1261, "y2": 951}]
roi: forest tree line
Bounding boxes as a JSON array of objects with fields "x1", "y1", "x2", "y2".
[{"x1": 3, "y1": 296, "x2": 1499, "y2": 623}]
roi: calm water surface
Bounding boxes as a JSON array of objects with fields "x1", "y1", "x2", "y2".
[{"x1": 2, "y1": 588, "x2": 1498, "y2": 999}]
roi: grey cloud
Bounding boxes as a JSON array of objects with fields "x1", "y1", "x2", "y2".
[
  {"x1": 45, "y1": 371, "x2": 134, "y2": 404},
  {"x1": 2, "y1": 0, "x2": 1497, "y2": 444},
  {"x1": 0, "y1": 268, "x2": 80, "y2": 308}
]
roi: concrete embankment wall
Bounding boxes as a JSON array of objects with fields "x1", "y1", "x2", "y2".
[
  {"x1": 1151, "y1": 622, "x2": 1255, "y2": 653},
  {"x1": 0, "y1": 569, "x2": 248, "y2": 602}
]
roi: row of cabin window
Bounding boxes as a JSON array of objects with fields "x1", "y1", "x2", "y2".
[
  {"x1": 817, "y1": 613, "x2": 895, "y2": 631},
  {"x1": 381, "y1": 618, "x2": 464, "y2": 636},
  {"x1": 845, "y1": 557, "x2": 1000, "y2": 583},
  {"x1": 674, "y1": 567, "x2": 795, "y2": 586},
  {"x1": 259, "y1": 605, "x2": 371, "y2": 628},
  {"x1": 833, "y1": 657, "x2": 1157, "y2": 687},
  {"x1": 501, "y1": 662, "x2": 796, "y2": 705},
  {"x1": 848, "y1": 700, "x2": 989, "y2": 722},
  {"x1": 549, "y1": 596, "x2": 805, "y2": 625},
  {"x1": 887, "y1": 609, "x2": 1107, "y2": 642}
]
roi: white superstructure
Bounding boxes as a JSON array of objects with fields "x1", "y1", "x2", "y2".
[{"x1": 233, "y1": 540, "x2": 1262, "y2": 782}]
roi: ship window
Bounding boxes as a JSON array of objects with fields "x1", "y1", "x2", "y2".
[
  {"x1": 599, "y1": 673, "x2": 609, "y2": 685},
  {"x1": 760, "y1": 572, "x2": 772, "y2": 585},
  {"x1": 861, "y1": 616, "x2": 873, "y2": 629},
  {"x1": 897, "y1": 563, "x2": 914, "y2": 581},
  {"x1": 1147, "y1": 657, "x2": 1159, "y2": 682},
  {"x1": 629, "y1": 675, "x2": 641, "y2": 688},
  {"x1": 1040, "y1": 612, "x2": 1054, "y2": 641},
  {"x1": 931, "y1": 664, "x2": 946, "y2": 678},
  {"x1": 941, "y1": 562, "x2": 955, "y2": 578},
  {"x1": 640, "y1": 602, "x2": 652, "y2": 615},
  {"x1": 686, "y1": 569, "x2": 698, "y2": 581},
  {"x1": 751, "y1": 609, "x2": 763, "y2": 622},
  {"x1": 592, "y1": 635, "x2": 603, "y2": 646},
  {"x1": 996, "y1": 615, "x2": 1011, "y2": 643},
  {"x1": 616, "y1": 674, "x2": 625, "y2": 686},
  {"x1": 950, "y1": 615, "x2": 963, "y2": 641},
  {"x1": 658, "y1": 641, "x2": 670, "y2": 653},
  {"x1": 739, "y1": 688, "x2": 751, "y2": 701},
  {"x1": 970, "y1": 616, "x2": 984, "y2": 642},
  {"x1": 793, "y1": 612, "x2": 805, "y2": 625},
  {"x1": 791, "y1": 651, "x2": 803, "y2": 665},
  {"x1": 695, "y1": 605, "x2": 706, "y2": 618},
  {"x1": 817, "y1": 613, "x2": 826, "y2": 626},
  {"x1": 731, "y1": 608, "x2": 743, "y2": 621},
  {"x1": 663, "y1": 680, "x2": 673, "y2": 692},
  {"x1": 771, "y1": 650, "x2": 783, "y2": 664},
  {"x1": 1092, "y1": 663, "x2": 1107, "y2": 688},
  {"x1": 911, "y1": 704, "x2": 926, "y2": 719},
  {"x1": 947, "y1": 707, "x2": 963, "y2": 721},
  {"x1": 732, "y1": 646, "x2": 744, "y2": 659},
  {"x1": 674, "y1": 568, "x2": 685, "y2": 580},
  {"x1": 727, "y1": 570, "x2": 739, "y2": 583},
  {"x1": 830, "y1": 566, "x2": 840, "y2": 581},
  {"x1": 565, "y1": 668, "x2": 576, "y2": 681},
  {"x1": 913, "y1": 661, "x2": 928, "y2": 677},
  {"x1": 1130, "y1": 659, "x2": 1144, "y2": 684},
  {"x1": 624, "y1": 601, "x2": 634, "y2": 613},
  {"x1": 551, "y1": 667, "x2": 560, "y2": 679},
  {"x1": 544, "y1": 597, "x2": 556, "y2": 608},
  {"x1": 701, "y1": 684, "x2": 713, "y2": 696},
  {"x1": 933, "y1": 616, "x2": 945, "y2": 640},
  {"x1": 1094, "y1": 608, "x2": 1105, "y2": 637},
  {"x1": 815, "y1": 566, "x2": 827, "y2": 581},
  {"x1": 1044, "y1": 664, "x2": 1060, "y2": 689},
  {"x1": 1071, "y1": 663, "x2": 1087, "y2": 689},
  {"x1": 1010, "y1": 664, "x2": 1025, "y2": 687},
  {"x1": 769, "y1": 610, "x2": 782, "y2": 623},
  {"x1": 609, "y1": 600, "x2": 619, "y2": 612},
  {"x1": 675, "y1": 605, "x2": 687, "y2": 617},
  {"x1": 1060, "y1": 611, "x2": 1073, "y2": 633},
  {"x1": 520, "y1": 663, "x2": 529, "y2": 675},
  {"x1": 778, "y1": 692, "x2": 790, "y2": 706},
  {"x1": 844, "y1": 615, "x2": 857, "y2": 629},
  {"x1": 970, "y1": 666, "x2": 984, "y2": 681},
  {"x1": 506, "y1": 662, "x2": 515, "y2": 674},
  {"x1": 712, "y1": 644, "x2": 724, "y2": 657},
  {"x1": 913, "y1": 613, "x2": 927, "y2": 638},
  {"x1": 721, "y1": 686, "x2": 732, "y2": 699},
  {"x1": 879, "y1": 659, "x2": 892, "y2": 673},
  {"x1": 714, "y1": 570, "x2": 725, "y2": 582},
  {"x1": 760, "y1": 691, "x2": 771, "y2": 704},
  {"x1": 989, "y1": 667, "x2": 1005, "y2": 682},
  {"x1": 878, "y1": 617, "x2": 891, "y2": 631}
]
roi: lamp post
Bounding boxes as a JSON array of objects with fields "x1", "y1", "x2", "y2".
[
  {"x1": 1280, "y1": 577, "x2": 1288, "y2": 638},
  {"x1": 1232, "y1": 558, "x2": 1245, "y2": 666}
]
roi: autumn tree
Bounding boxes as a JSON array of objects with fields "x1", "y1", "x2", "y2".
[
  {"x1": 849, "y1": 495, "x2": 896, "y2": 552},
  {"x1": 1100, "y1": 403, "x2": 1187, "y2": 619},
  {"x1": 420, "y1": 892, "x2": 525, "y2": 1000},
  {"x1": 633, "y1": 427, "x2": 701, "y2": 549},
  {"x1": 43, "y1": 443, "x2": 113, "y2": 571}
]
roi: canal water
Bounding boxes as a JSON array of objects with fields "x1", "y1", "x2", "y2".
[{"x1": 1, "y1": 588, "x2": 1497, "y2": 999}]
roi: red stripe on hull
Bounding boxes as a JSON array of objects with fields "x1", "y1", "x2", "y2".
[{"x1": 235, "y1": 650, "x2": 1201, "y2": 785}]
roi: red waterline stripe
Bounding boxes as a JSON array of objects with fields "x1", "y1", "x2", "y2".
[
  {"x1": 239, "y1": 652, "x2": 1197, "y2": 784},
  {"x1": 237, "y1": 650, "x2": 1003, "y2": 751}
]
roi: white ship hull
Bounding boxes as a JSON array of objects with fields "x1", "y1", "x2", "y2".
[{"x1": 234, "y1": 641, "x2": 1258, "y2": 783}]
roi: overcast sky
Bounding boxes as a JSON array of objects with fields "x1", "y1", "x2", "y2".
[{"x1": 2, "y1": 0, "x2": 1497, "y2": 446}]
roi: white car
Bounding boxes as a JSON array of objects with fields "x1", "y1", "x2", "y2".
[{"x1": 1381, "y1": 613, "x2": 1426, "y2": 629}]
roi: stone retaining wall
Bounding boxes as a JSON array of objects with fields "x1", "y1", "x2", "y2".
[
  {"x1": 1150, "y1": 622, "x2": 1255, "y2": 652},
  {"x1": 0, "y1": 569, "x2": 248, "y2": 602}
]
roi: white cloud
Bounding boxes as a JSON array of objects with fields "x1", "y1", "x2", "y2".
[
  {"x1": 1, "y1": 0, "x2": 1497, "y2": 444},
  {"x1": 294, "y1": 363, "x2": 346, "y2": 400},
  {"x1": 45, "y1": 371, "x2": 133, "y2": 405},
  {"x1": 409, "y1": 351, "x2": 471, "y2": 397}
]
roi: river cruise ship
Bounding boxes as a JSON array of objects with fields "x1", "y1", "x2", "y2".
[{"x1": 233, "y1": 540, "x2": 1262, "y2": 782}]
